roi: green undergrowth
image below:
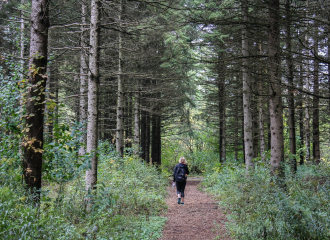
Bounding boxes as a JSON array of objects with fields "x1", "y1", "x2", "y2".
[
  {"x1": 0, "y1": 142, "x2": 168, "y2": 239},
  {"x1": 161, "y1": 146, "x2": 220, "y2": 177},
  {"x1": 203, "y1": 160, "x2": 330, "y2": 240}
]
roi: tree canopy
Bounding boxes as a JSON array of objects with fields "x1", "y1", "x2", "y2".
[{"x1": 1, "y1": 0, "x2": 330, "y2": 238}]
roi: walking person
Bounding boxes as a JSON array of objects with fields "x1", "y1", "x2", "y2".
[{"x1": 173, "y1": 157, "x2": 189, "y2": 205}]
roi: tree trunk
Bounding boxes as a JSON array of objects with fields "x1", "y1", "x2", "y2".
[
  {"x1": 304, "y1": 1, "x2": 311, "y2": 162},
  {"x1": 20, "y1": 0, "x2": 25, "y2": 84},
  {"x1": 258, "y1": 81, "x2": 266, "y2": 161},
  {"x1": 268, "y1": 0, "x2": 285, "y2": 184},
  {"x1": 134, "y1": 82, "x2": 140, "y2": 156},
  {"x1": 116, "y1": 0, "x2": 124, "y2": 157},
  {"x1": 256, "y1": 40, "x2": 266, "y2": 160},
  {"x1": 19, "y1": 0, "x2": 25, "y2": 159},
  {"x1": 242, "y1": 0, "x2": 254, "y2": 170},
  {"x1": 145, "y1": 113, "x2": 150, "y2": 163},
  {"x1": 218, "y1": 54, "x2": 226, "y2": 162},
  {"x1": 23, "y1": 0, "x2": 49, "y2": 200},
  {"x1": 328, "y1": 41, "x2": 330, "y2": 150},
  {"x1": 79, "y1": 1, "x2": 88, "y2": 157},
  {"x1": 253, "y1": 100, "x2": 259, "y2": 158},
  {"x1": 151, "y1": 113, "x2": 161, "y2": 166},
  {"x1": 267, "y1": 107, "x2": 271, "y2": 151},
  {"x1": 85, "y1": 0, "x2": 100, "y2": 192},
  {"x1": 220, "y1": 116, "x2": 226, "y2": 161},
  {"x1": 140, "y1": 110, "x2": 147, "y2": 161},
  {"x1": 305, "y1": 80, "x2": 311, "y2": 162},
  {"x1": 54, "y1": 69, "x2": 58, "y2": 134},
  {"x1": 124, "y1": 95, "x2": 133, "y2": 149},
  {"x1": 234, "y1": 84, "x2": 239, "y2": 160},
  {"x1": 45, "y1": 66, "x2": 52, "y2": 142},
  {"x1": 313, "y1": 44, "x2": 320, "y2": 163},
  {"x1": 311, "y1": 14, "x2": 320, "y2": 163},
  {"x1": 134, "y1": 84, "x2": 140, "y2": 156},
  {"x1": 285, "y1": 0, "x2": 297, "y2": 173},
  {"x1": 298, "y1": 64, "x2": 304, "y2": 165}
]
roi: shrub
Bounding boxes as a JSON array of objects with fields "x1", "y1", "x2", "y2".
[
  {"x1": 0, "y1": 141, "x2": 168, "y2": 239},
  {"x1": 203, "y1": 161, "x2": 330, "y2": 239}
]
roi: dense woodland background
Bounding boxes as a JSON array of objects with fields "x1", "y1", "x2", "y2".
[{"x1": 1, "y1": 0, "x2": 330, "y2": 239}]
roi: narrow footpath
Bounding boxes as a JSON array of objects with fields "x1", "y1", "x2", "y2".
[{"x1": 160, "y1": 178, "x2": 231, "y2": 240}]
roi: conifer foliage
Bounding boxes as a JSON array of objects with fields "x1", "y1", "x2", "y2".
[{"x1": 1, "y1": 0, "x2": 330, "y2": 237}]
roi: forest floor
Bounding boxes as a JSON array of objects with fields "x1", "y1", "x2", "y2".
[{"x1": 159, "y1": 177, "x2": 232, "y2": 240}]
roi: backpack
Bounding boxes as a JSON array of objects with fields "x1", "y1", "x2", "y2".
[{"x1": 176, "y1": 166, "x2": 186, "y2": 182}]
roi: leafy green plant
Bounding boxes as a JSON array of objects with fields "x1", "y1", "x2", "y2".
[
  {"x1": 43, "y1": 122, "x2": 90, "y2": 184},
  {"x1": 203, "y1": 159, "x2": 330, "y2": 239},
  {"x1": 0, "y1": 139, "x2": 168, "y2": 240}
]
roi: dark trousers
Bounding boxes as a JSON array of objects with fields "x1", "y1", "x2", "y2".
[{"x1": 176, "y1": 181, "x2": 187, "y2": 197}]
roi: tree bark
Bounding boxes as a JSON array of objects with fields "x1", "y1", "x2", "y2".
[
  {"x1": 124, "y1": 95, "x2": 133, "y2": 149},
  {"x1": 19, "y1": 0, "x2": 25, "y2": 159},
  {"x1": 140, "y1": 109, "x2": 146, "y2": 161},
  {"x1": 304, "y1": 1, "x2": 311, "y2": 162},
  {"x1": 145, "y1": 112, "x2": 150, "y2": 163},
  {"x1": 313, "y1": 42, "x2": 320, "y2": 163},
  {"x1": 85, "y1": 0, "x2": 100, "y2": 192},
  {"x1": 234, "y1": 83, "x2": 239, "y2": 160},
  {"x1": 268, "y1": 0, "x2": 285, "y2": 183},
  {"x1": 151, "y1": 112, "x2": 161, "y2": 166},
  {"x1": 305, "y1": 79, "x2": 311, "y2": 162},
  {"x1": 20, "y1": 0, "x2": 25, "y2": 81},
  {"x1": 116, "y1": 0, "x2": 124, "y2": 157},
  {"x1": 218, "y1": 53, "x2": 226, "y2": 162},
  {"x1": 267, "y1": 108, "x2": 271, "y2": 151},
  {"x1": 242, "y1": 0, "x2": 254, "y2": 170},
  {"x1": 328, "y1": 39, "x2": 330, "y2": 151},
  {"x1": 140, "y1": 79, "x2": 150, "y2": 162},
  {"x1": 258, "y1": 81, "x2": 266, "y2": 161},
  {"x1": 253, "y1": 100, "x2": 259, "y2": 158},
  {"x1": 220, "y1": 116, "x2": 226, "y2": 162},
  {"x1": 23, "y1": 0, "x2": 49, "y2": 200},
  {"x1": 285, "y1": 0, "x2": 297, "y2": 173},
  {"x1": 79, "y1": 0, "x2": 88, "y2": 157},
  {"x1": 298, "y1": 64, "x2": 304, "y2": 165},
  {"x1": 134, "y1": 84, "x2": 140, "y2": 156}
]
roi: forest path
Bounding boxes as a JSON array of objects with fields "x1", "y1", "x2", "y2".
[{"x1": 159, "y1": 178, "x2": 231, "y2": 240}]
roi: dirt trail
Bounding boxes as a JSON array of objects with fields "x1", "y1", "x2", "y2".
[{"x1": 160, "y1": 178, "x2": 231, "y2": 240}]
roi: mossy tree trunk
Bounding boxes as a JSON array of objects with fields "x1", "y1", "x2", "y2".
[{"x1": 23, "y1": 0, "x2": 49, "y2": 201}]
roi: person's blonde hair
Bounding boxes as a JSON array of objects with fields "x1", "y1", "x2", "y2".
[{"x1": 179, "y1": 157, "x2": 187, "y2": 164}]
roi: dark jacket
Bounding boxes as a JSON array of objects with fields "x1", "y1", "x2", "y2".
[{"x1": 173, "y1": 163, "x2": 189, "y2": 182}]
